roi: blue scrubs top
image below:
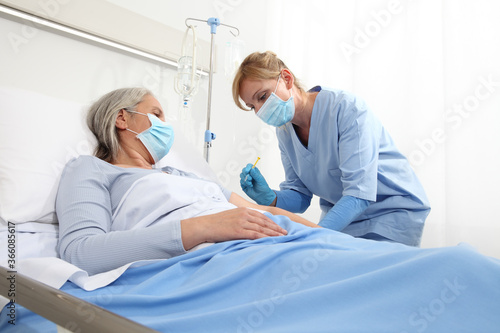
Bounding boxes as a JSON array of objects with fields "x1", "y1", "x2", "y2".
[{"x1": 275, "y1": 87, "x2": 430, "y2": 246}]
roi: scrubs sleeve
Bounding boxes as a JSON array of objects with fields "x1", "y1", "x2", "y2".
[
  {"x1": 318, "y1": 195, "x2": 370, "y2": 231},
  {"x1": 275, "y1": 189, "x2": 311, "y2": 213},
  {"x1": 337, "y1": 93, "x2": 381, "y2": 201}
]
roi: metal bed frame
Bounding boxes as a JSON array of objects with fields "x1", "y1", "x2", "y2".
[{"x1": 0, "y1": 265, "x2": 158, "y2": 332}]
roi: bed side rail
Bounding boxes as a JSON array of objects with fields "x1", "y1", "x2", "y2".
[{"x1": 0, "y1": 265, "x2": 159, "y2": 332}]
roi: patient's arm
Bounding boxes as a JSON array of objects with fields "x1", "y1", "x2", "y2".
[
  {"x1": 180, "y1": 207, "x2": 288, "y2": 250},
  {"x1": 180, "y1": 191, "x2": 321, "y2": 252},
  {"x1": 57, "y1": 156, "x2": 190, "y2": 275},
  {"x1": 229, "y1": 192, "x2": 321, "y2": 229}
]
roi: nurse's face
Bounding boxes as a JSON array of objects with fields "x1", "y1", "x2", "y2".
[{"x1": 239, "y1": 77, "x2": 287, "y2": 113}]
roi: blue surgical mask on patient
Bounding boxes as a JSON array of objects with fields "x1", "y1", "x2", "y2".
[
  {"x1": 126, "y1": 111, "x2": 175, "y2": 163},
  {"x1": 256, "y1": 75, "x2": 295, "y2": 127}
]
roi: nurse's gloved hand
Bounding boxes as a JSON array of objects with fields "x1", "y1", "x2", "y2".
[{"x1": 240, "y1": 164, "x2": 276, "y2": 206}]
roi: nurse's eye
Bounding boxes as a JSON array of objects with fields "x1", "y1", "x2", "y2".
[{"x1": 258, "y1": 92, "x2": 267, "y2": 102}]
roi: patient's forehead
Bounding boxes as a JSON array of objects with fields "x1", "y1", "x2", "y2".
[
  {"x1": 139, "y1": 95, "x2": 162, "y2": 109},
  {"x1": 137, "y1": 95, "x2": 164, "y2": 117}
]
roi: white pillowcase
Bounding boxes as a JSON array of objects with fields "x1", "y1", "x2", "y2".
[
  {"x1": 0, "y1": 87, "x2": 92, "y2": 225},
  {"x1": 0, "y1": 87, "x2": 219, "y2": 228}
]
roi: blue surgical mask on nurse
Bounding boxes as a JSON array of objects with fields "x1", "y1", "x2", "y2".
[{"x1": 256, "y1": 75, "x2": 295, "y2": 127}]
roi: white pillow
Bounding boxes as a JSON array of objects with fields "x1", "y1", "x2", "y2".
[
  {"x1": 0, "y1": 87, "x2": 218, "y2": 227},
  {"x1": 0, "y1": 88, "x2": 92, "y2": 225}
]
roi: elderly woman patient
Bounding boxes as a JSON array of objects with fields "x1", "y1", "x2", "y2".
[{"x1": 56, "y1": 87, "x2": 318, "y2": 275}]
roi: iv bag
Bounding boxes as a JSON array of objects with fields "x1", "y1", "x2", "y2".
[
  {"x1": 174, "y1": 25, "x2": 200, "y2": 109},
  {"x1": 175, "y1": 56, "x2": 200, "y2": 107}
]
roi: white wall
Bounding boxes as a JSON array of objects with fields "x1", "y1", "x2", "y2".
[{"x1": 1, "y1": 0, "x2": 499, "y2": 257}]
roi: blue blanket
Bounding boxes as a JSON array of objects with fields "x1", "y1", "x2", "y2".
[{"x1": 2, "y1": 216, "x2": 500, "y2": 332}]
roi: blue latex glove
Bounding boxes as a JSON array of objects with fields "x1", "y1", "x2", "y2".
[
  {"x1": 318, "y1": 195, "x2": 370, "y2": 231},
  {"x1": 240, "y1": 163, "x2": 277, "y2": 205}
]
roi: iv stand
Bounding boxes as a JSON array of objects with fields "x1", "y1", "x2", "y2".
[{"x1": 184, "y1": 17, "x2": 239, "y2": 163}]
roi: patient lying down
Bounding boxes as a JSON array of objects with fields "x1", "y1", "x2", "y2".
[{"x1": 56, "y1": 87, "x2": 318, "y2": 275}]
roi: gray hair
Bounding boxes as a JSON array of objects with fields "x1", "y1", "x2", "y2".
[{"x1": 86, "y1": 87, "x2": 153, "y2": 162}]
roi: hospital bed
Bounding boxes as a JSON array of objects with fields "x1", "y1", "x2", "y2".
[{"x1": 1, "y1": 87, "x2": 500, "y2": 332}]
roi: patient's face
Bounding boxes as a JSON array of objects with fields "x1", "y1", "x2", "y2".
[{"x1": 131, "y1": 95, "x2": 166, "y2": 130}]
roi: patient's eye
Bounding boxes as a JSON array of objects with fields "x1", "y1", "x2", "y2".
[{"x1": 151, "y1": 108, "x2": 163, "y2": 119}]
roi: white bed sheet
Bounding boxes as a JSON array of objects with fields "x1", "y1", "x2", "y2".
[{"x1": 0, "y1": 228, "x2": 213, "y2": 309}]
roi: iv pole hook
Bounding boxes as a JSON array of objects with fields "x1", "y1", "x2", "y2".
[{"x1": 185, "y1": 18, "x2": 239, "y2": 37}]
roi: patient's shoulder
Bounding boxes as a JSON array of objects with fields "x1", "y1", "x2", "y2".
[
  {"x1": 59, "y1": 155, "x2": 121, "y2": 191},
  {"x1": 62, "y1": 155, "x2": 114, "y2": 176},
  {"x1": 65, "y1": 154, "x2": 99, "y2": 168}
]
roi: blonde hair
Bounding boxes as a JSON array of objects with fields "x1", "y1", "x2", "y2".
[
  {"x1": 86, "y1": 87, "x2": 152, "y2": 162},
  {"x1": 232, "y1": 51, "x2": 305, "y2": 110}
]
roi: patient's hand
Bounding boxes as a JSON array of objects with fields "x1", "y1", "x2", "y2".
[
  {"x1": 228, "y1": 192, "x2": 320, "y2": 229},
  {"x1": 180, "y1": 207, "x2": 288, "y2": 250}
]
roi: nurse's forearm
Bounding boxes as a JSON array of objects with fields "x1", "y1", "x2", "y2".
[
  {"x1": 275, "y1": 189, "x2": 312, "y2": 213},
  {"x1": 318, "y1": 195, "x2": 370, "y2": 231}
]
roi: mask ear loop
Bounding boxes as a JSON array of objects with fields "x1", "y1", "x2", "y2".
[
  {"x1": 123, "y1": 108, "x2": 146, "y2": 136},
  {"x1": 275, "y1": 73, "x2": 293, "y2": 100},
  {"x1": 273, "y1": 74, "x2": 281, "y2": 94},
  {"x1": 126, "y1": 128, "x2": 140, "y2": 135}
]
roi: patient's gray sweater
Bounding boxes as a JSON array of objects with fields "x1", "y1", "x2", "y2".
[{"x1": 56, "y1": 155, "x2": 231, "y2": 275}]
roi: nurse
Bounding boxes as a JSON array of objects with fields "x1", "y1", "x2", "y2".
[{"x1": 233, "y1": 51, "x2": 430, "y2": 246}]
